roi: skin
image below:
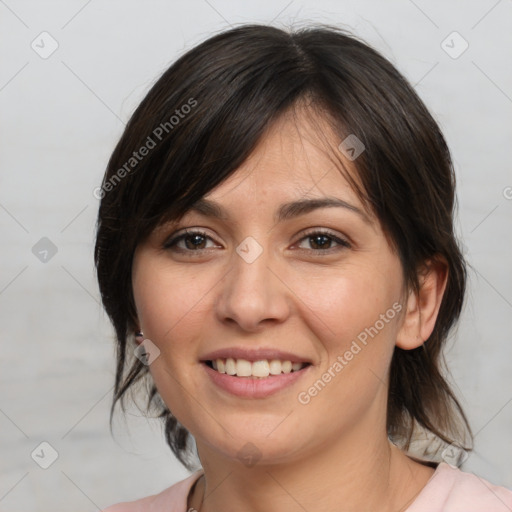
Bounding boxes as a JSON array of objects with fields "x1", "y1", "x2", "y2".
[{"x1": 132, "y1": 107, "x2": 448, "y2": 512}]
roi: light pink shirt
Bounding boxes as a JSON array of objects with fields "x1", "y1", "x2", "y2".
[{"x1": 103, "y1": 462, "x2": 512, "y2": 511}]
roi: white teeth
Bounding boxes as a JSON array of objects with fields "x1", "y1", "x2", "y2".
[
  {"x1": 211, "y1": 358, "x2": 307, "y2": 377},
  {"x1": 225, "y1": 357, "x2": 236, "y2": 375},
  {"x1": 252, "y1": 360, "x2": 270, "y2": 377},
  {"x1": 235, "y1": 359, "x2": 252, "y2": 377},
  {"x1": 269, "y1": 359, "x2": 282, "y2": 375},
  {"x1": 281, "y1": 360, "x2": 292, "y2": 373}
]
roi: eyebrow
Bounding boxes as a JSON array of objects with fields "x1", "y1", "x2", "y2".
[{"x1": 189, "y1": 196, "x2": 372, "y2": 225}]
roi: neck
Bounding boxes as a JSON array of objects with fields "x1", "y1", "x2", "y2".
[{"x1": 190, "y1": 425, "x2": 434, "y2": 512}]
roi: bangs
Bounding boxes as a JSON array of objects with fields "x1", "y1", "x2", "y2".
[{"x1": 151, "y1": 96, "x2": 376, "y2": 235}]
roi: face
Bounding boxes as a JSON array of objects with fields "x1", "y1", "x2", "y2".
[{"x1": 132, "y1": 110, "x2": 408, "y2": 466}]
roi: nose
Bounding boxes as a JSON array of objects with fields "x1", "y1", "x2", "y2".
[{"x1": 214, "y1": 242, "x2": 291, "y2": 332}]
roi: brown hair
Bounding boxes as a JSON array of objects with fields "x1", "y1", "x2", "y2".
[{"x1": 94, "y1": 23, "x2": 472, "y2": 470}]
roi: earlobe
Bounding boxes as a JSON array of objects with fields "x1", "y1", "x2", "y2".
[
  {"x1": 395, "y1": 257, "x2": 449, "y2": 350},
  {"x1": 135, "y1": 329, "x2": 144, "y2": 344}
]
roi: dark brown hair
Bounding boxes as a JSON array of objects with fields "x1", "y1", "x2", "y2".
[{"x1": 94, "y1": 23, "x2": 472, "y2": 470}]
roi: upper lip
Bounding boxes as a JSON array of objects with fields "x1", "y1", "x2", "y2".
[{"x1": 200, "y1": 347, "x2": 313, "y2": 364}]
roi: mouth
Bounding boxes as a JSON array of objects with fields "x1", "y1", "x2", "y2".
[{"x1": 202, "y1": 358, "x2": 312, "y2": 378}]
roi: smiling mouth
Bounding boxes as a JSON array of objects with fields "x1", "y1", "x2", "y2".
[{"x1": 203, "y1": 358, "x2": 311, "y2": 378}]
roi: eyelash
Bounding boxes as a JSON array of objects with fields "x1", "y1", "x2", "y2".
[{"x1": 163, "y1": 228, "x2": 351, "y2": 255}]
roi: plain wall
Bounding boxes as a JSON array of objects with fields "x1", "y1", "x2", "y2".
[{"x1": 1, "y1": 1, "x2": 511, "y2": 510}]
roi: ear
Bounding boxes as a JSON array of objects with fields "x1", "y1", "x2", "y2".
[
  {"x1": 396, "y1": 256, "x2": 449, "y2": 350},
  {"x1": 135, "y1": 328, "x2": 144, "y2": 345}
]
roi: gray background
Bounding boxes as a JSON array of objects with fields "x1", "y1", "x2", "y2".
[{"x1": 1, "y1": 0, "x2": 511, "y2": 510}]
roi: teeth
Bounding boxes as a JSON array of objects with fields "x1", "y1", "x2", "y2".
[
  {"x1": 225, "y1": 357, "x2": 236, "y2": 375},
  {"x1": 281, "y1": 360, "x2": 292, "y2": 373},
  {"x1": 236, "y1": 359, "x2": 252, "y2": 377},
  {"x1": 210, "y1": 358, "x2": 307, "y2": 377},
  {"x1": 252, "y1": 360, "x2": 270, "y2": 377},
  {"x1": 269, "y1": 359, "x2": 282, "y2": 375}
]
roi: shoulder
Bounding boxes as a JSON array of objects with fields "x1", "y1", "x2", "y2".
[
  {"x1": 408, "y1": 462, "x2": 512, "y2": 512},
  {"x1": 102, "y1": 470, "x2": 204, "y2": 512}
]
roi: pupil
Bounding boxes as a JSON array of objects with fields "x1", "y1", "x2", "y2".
[
  {"x1": 311, "y1": 235, "x2": 330, "y2": 249},
  {"x1": 186, "y1": 234, "x2": 205, "y2": 250}
]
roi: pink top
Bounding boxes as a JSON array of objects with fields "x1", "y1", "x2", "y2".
[{"x1": 103, "y1": 462, "x2": 512, "y2": 512}]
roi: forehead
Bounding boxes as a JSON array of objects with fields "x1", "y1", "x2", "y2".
[{"x1": 205, "y1": 106, "x2": 372, "y2": 219}]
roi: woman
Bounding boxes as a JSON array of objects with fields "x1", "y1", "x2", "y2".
[{"x1": 95, "y1": 24, "x2": 512, "y2": 512}]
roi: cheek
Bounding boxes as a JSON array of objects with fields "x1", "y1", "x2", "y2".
[
  {"x1": 132, "y1": 257, "x2": 211, "y2": 346},
  {"x1": 132, "y1": 257, "x2": 212, "y2": 428},
  {"x1": 293, "y1": 260, "x2": 402, "y2": 352},
  {"x1": 292, "y1": 266, "x2": 402, "y2": 427}
]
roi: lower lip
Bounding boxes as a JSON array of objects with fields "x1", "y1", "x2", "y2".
[{"x1": 201, "y1": 362, "x2": 311, "y2": 398}]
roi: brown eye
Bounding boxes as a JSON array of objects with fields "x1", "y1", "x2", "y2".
[
  {"x1": 296, "y1": 230, "x2": 351, "y2": 252},
  {"x1": 308, "y1": 234, "x2": 333, "y2": 250},
  {"x1": 164, "y1": 230, "x2": 218, "y2": 252},
  {"x1": 182, "y1": 233, "x2": 208, "y2": 250}
]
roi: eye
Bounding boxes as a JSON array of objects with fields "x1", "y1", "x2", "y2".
[
  {"x1": 163, "y1": 229, "x2": 220, "y2": 252},
  {"x1": 294, "y1": 230, "x2": 351, "y2": 252},
  {"x1": 162, "y1": 228, "x2": 351, "y2": 255}
]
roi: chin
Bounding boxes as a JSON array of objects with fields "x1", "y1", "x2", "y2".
[{"x1": 200, "y1": 425, "x2": 306, "y2": 466}]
